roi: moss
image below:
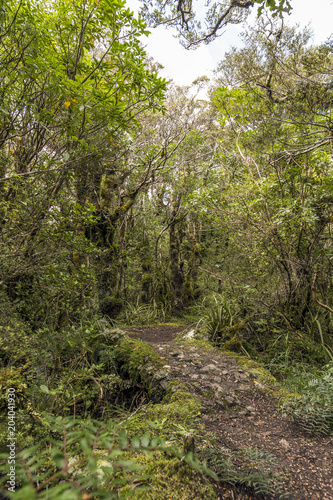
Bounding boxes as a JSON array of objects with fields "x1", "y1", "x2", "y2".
[
  {"x1": 164, "y1": 381, "x2": 189, "y2": 396},
  {"x1": 223, "y1": 334, "x2": 242, "y2": 353},
  {"x1": 118, "y1": 451, "x2": 216, "y2": 500},
  {"x1": 125, "y1": 389, "x2": 201, "y2": 439},
  {"x1": 114, "y1": 337, "x2": 163, "y2": 382},
  {"x1": 0, "y1": 367, "x2": 28, "y2": 412}
]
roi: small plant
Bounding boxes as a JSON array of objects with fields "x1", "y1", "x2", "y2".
[
  {"x1": 281, "y1": 370, "x2": 333, "y2": 436},
  {"x1": 121, "y1": 298, "x2": 172, "y2": 326},
  {"x1": 196, "y1": 295, "x2": 239, "y2": 343},
  {"x1": 202, "y1": 445, "x2": 288, "y2": 499},
  {"x1": 121, "y1": 299, "x2": 155, "y2": 326}
]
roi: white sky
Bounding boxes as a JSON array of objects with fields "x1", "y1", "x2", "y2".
[{"x1": 126, "y1": 0, "x2": 333, "y2": 86}]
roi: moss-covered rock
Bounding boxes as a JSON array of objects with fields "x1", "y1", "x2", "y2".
[
  {"x1": 114, "y1": 337, "x2": 163, "y2": 382},
  {"x1": 125, "y1": 389, "x2": 201, "y2": 440}
]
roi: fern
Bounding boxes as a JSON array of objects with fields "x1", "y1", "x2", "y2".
[
  {"x1": 281, "y1": 372, "x2": 333, "y2": 436},
  {"x1": 202, "y1": 445, "x2": 289, "y2": 500},
  {"x1": 197, "y1": 295, "x2": 239, "y2": 343},
  {"x1": 0, "y1": 416, "x2": 216, "y2": 499}
]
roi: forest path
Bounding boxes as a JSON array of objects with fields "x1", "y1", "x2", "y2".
[{"x1": 126, "y1": 325, "x2": 333, "y2": 500}]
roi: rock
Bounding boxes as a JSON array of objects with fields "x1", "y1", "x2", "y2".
[
  {"x1": 224, "y1": 395, "x2": 238, "y2": 406},
  {"x1": 170, "y1": 384, "x2": 183, "y2": 392},
  {"x1": 234, "y1": 384, "x2": 251, "y2": 392},
  {"x1": 159, "y1": 380, "x2": 169, "y2": 390},
  {"x1": 154, "y1": 369, "x2": 169, "y2": 380},
  {"x1": 279, "y1": 438, "x2": 290, "y2": 449},
  {"x1": 200, "y1": 364, "x2": 219, "y2": 372},
  {"x1": 232, "y1": 372, "x2": 248, "y2": 382},
  {"x1": 183, "y1": 329, "x2": 196, "y2": 339},
  {"x1": 211, "y1": 383, "x2": 224, "y2": 393}
]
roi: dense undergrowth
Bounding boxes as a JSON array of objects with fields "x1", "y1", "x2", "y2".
[
  {"x1": 1, "y1": 286, "x2": 333, "y2": 499},
  {"x1": 0, "y1": 297, "x2": 217, "y2": 499}
]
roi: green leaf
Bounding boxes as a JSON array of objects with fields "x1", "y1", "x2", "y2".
[
  {"x1": 51, "y1": 447, "x2": 64, "y2": 469},
  {"x1": 117, "y1": 430, "x2": 128, "y2": 449},
  {"x1": 140, "y1": 432, "x2": 150, "y2": 448},
  {"x1": 131, "y1": 436, "x2": 140, "y2": 448}
]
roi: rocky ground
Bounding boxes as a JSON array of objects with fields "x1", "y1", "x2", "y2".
[{"x1": 126, "y1": 325, "x2": 333, "y2": 500}]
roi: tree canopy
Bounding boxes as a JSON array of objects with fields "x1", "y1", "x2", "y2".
[{"x1": 140, "y1": 0, "x2": 292, "y2": 47}]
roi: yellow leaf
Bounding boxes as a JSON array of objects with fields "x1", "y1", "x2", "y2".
[{"x1": 64, "y1": 101, "x2": 71, "y2": 108}]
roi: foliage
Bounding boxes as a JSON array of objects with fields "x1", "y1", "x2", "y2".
[
  {"x1": 0, "y1": 415, "x2": 216, "y2": 499},
  {"x1": 0, "y1": 0, "x2": 166, "y2": 332},
  {"x1": 280, "y1": 367, "x2": 333, "y2": 436},
  {"x1": 196, "y1": 295, "x2": 240, "y2": 343},
  {"x1": 140, "y1": 0, "x2": 292, "y2": 47},
  {"x1": 202, "y1": 444, "x2": 288, "y2": 499},
  {"x1": 121, "y1": 299, "x2": 171, "y2": 326},
  {"x1": 114, "y1": 337, "x2": 163, "y2": 382}
]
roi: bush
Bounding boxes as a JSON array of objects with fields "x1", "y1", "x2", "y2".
[{"x1": 196, "y1": 295, "x2": 240, "y2": 343}]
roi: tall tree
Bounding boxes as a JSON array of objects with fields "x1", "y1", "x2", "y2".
[
  {"x1": 0, "y1": 0, "x2": 166, "y2": 328},
  {"x1": 140, "y1": 0, "x2": 292, "y2": 47},
  {"x1": 210, "y1": 17, "x2": 333, "y2": 327}
]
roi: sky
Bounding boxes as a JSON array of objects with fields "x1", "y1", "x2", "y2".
[{"x1": 126, "y1": 0, "x2": 333, "y2": 86}]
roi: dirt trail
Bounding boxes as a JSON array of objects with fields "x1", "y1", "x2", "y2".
[{"x1": 126, "y1": 325, "x2": 333, "y2": 500}]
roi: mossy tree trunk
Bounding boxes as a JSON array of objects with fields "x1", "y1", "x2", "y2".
[
  {"x1": 184, "y1": 221, "x2": 202, "y2": 307},
  {"x1": 169, "y1": 205, "x2": 185, "y2": 315}
]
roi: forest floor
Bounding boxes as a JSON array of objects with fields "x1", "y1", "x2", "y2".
[{"x1": 126, "y1": 325, "x2": 333, "y2": 500}]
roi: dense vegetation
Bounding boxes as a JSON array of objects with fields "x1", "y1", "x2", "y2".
[{"x1": 0, "y1": 0, "x2": 332, "y2": 498}]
